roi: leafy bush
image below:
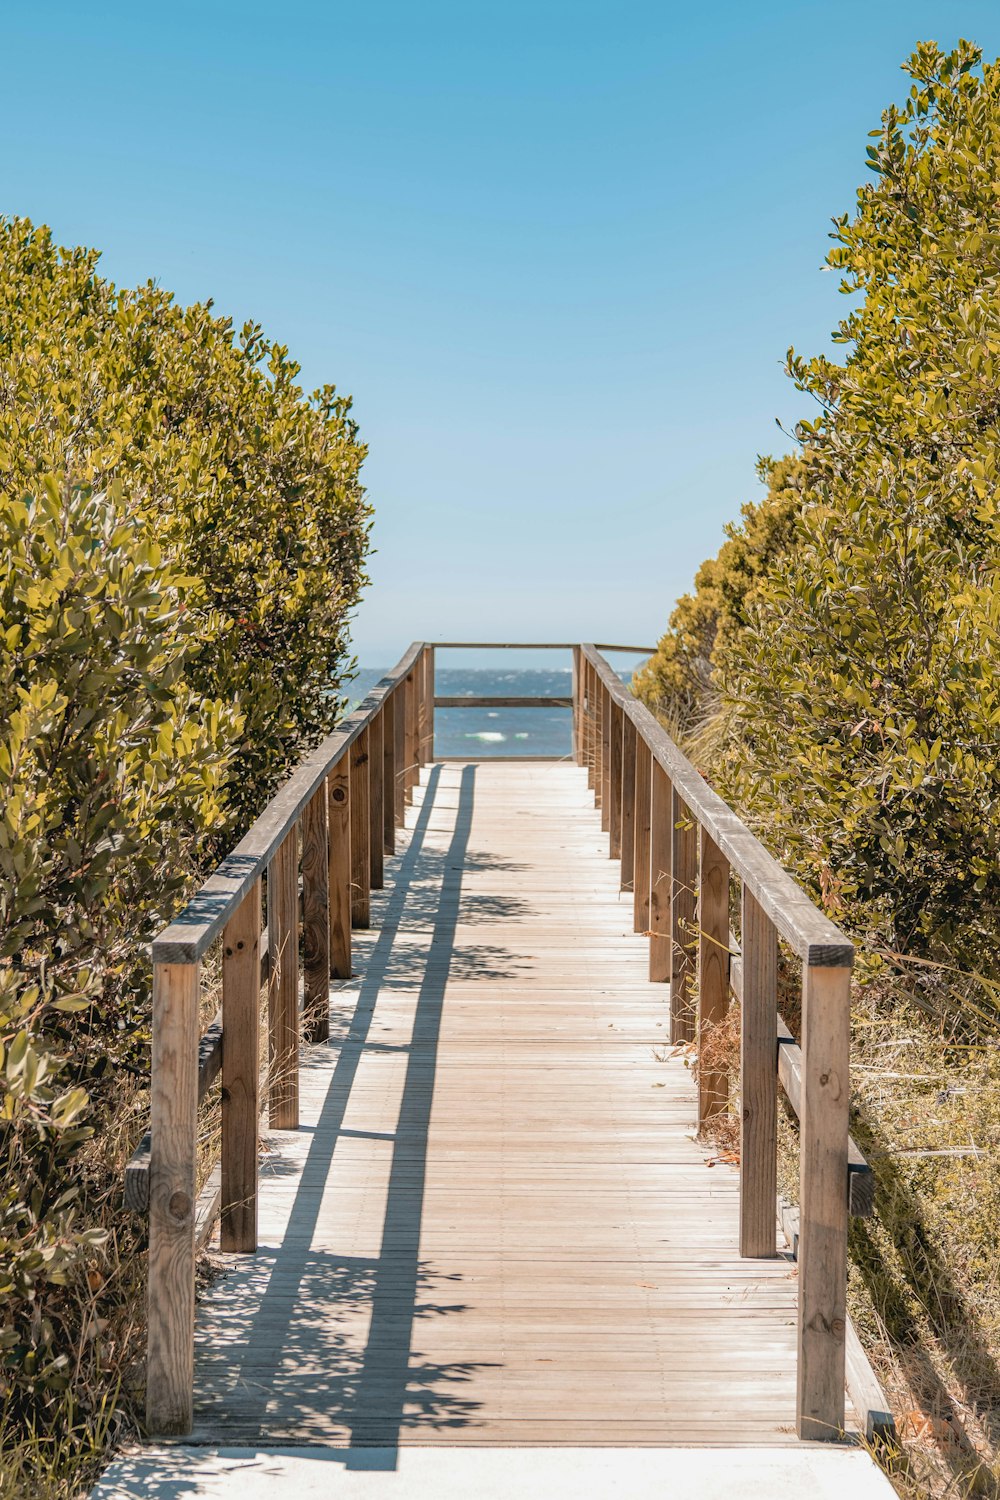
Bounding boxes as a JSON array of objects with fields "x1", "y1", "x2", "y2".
[{"x1": 0, "y1": 221, "x2": 371, "y2": 1481}]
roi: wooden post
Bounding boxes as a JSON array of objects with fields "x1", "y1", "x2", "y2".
[
  {"x1": 404, "y1": 671, "x2": 417, "y2": 804},
  {"x1": 670, "y1": 789, "x2": 697, "y2": 1044},
  {"x1": 425, "y1": 646, "x2": 435, "y2": 762},
  {"x1": 302, "y1": 783, "x2": 330, "y2": 1043},
  {"x1": 609, "y1": 700, "x2": 623, "y2": 860},
  {"x1": 649, "y1": 761, "x2": 671, "y2": 983},
  {"x1": 797, "y1": 963, "x2": 851, "y2": 1440},
  {"x1": 633, "y1": 737, "x2": 652, "y2": 933},
  {"x1": 267, "y1": 826, "x2": 299, "y2": 1130},
  {"x1": 146, "y1": 959, "x2": 199, "y2": 1435},
  {"x1": 350, "y1": 726, "x2": 371, "y2": 927},
  {"x1": 620, "y1": 714, "x2": 636, "y2": 890},
  {"x1": 368, "y1": 710, "x2": 384, "y2": 891},
  {"x1": 221, "y1": 884, "x2": 261, "y2": 1254},
  {"x1": 739, "y1": 885, "x2": 778, "y2": 1258},
  {"x1": 417, "y1": 651, "x2": 429, "y2": 768},
  {"x1": 697, "y1": 829, "x2": 729, "y2": 1131},
  {"x1": 382, "y1": 692, "x2": 396, "y2": 855},
  {"x1": 393, "y1": 683, "x2": 406, "y2": 828},
  {"x1": 600, "y1": 685, "x2": 611, "y2": 832},
  {"x1": 585, "y1": 663, "x2": 596, "y2": 790},
  {"x1": 594, "y1": 674, "x2": 603, "y2": 809},
  {"x1": 572, "y1": 647, "x2": 582, "y2": 764},
  {"x1": 328, "y1": 752, "x2": 351, "y2": 979}
]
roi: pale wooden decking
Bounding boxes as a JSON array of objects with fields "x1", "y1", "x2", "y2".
[{"x1": 190, "y1": 761, "x2": 820, "y2": 1447}]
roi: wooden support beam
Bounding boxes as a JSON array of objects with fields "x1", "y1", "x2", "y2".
[
  {"x1": 796, "y1": 963, "x2": 851, "y2": 1440},
  {"x1": 585, "y1": 662, "x2": 596, "y2": 790},
  {"x1": 393, "y1": 683, "x2": 406, "y2": 828},
  {"x1": 267, "y1": 826, "x2": 299, "y2": 1130},
  {"x1": 649, "y1": 761, "x2": 672, "y2": 983},
  {"x1": 633, "y1": 736, "x2": 651, "y2": 934},
  {"x1": 382, "y1": 692, "x2": 396, "y2": 855},
  {"x1": 609, "y1": 699, "x2": 623, "y2": 860},
  {"x1": 697, "y1": 828, "x2": 730, "y2": 1131},
  {"x1": 221, "y1": 883, "x2": 261, "y2": 1253},
  {"x1": 350, "y1": 726, "x2": 371, "y2": 927},
  {"x1": 600, "y1": 684, "x2": 611, "y2": 832},
  {"x1": 417, "y1": 651, "x2": 429, "y2": 767},
  {"x1": 572, "y1": 646, "x2": 582, "y2": 764},
  {"x1": 302, "y1": 783, "x2": 330, "y2": 1042},
  {"x1": 670, "y1": 789, "x2": 697, "y2": 1043},
  {"x1": 368, "y1": 710, "x2": 384, "y2": 891},
  {"x1": 739, "y1": 885, "x2": 778, "y2": 1258},
  {"x1": 620, "y1": 714, "x2": 637, "y2": 892},
  {"x1": 404, "y1": 671, "x2": 416, "y2": 804},
  {"x1": 327, "y1": 752, "x2": 351, "y2": 979},
  {"x1": 424, "y1": 646, "x2": 435, "y2": 761}
]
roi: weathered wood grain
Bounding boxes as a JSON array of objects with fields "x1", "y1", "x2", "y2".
[
  {"x1": 382, "y1": 692, "x2": 396, "y2": 856},
  {"x1": 797, "y1": 964, "x2": 851, "y2": 1440},
  {"x1": 328, "y1": 755, "x2": 351, "y2": 980},
  {"x1": 697, "y1": 828, "x2": 729, "y2": 1130},
  {"x1": 620, "y1": 713, "x2": 637, "y2": 892},
  {"x1": 648, "y1": 761, "x2": 671, "y2": 983},
  {"x1": 609, "y1": 699, "x2": 624, "y2": 860},
  {"x1": 221, "y1": 883, "x2": 261, "y2": 1252},
  {"x1": 740, "y1": 885, "x2": 778, "y2": 1258},
  {"x1": 146, "y1": 961, "x2": 199, "y2": 1435},
  {"x1": 670, "y1": 788, "x2": 697, "y2": 1044},
  {"x1": 368, "y1": 710, "x2": 384, "y2": 892},
  {"x1": 302, "y1": 784, "x2": 330, "y2": 1043},
  {"x1": 350, "y1": 726, "x2": 371, "y2": 928},
  {"x1": 267, "y1": 828, "x2": 299, "y2": 1131},
  {"x1": 633, "y1": 736, "x2": 652, "y2": 935}
]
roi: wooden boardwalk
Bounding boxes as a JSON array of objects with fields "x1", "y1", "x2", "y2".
[{"x1": 184, "y1": 760, "x2": 836, "y2": 1447}]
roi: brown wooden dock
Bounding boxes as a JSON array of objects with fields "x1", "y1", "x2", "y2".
[{"x1": 187, "y1": 761, "x2": 820, "y2": 1445}]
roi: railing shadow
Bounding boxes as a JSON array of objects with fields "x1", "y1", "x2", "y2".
[{"x1": 191, "y1": 763, "x2": 501, "y2": 1461}]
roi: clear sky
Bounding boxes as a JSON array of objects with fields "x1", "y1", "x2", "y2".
[{"x1": 5, "y1": 2, "x2": 998, "y2": 665}]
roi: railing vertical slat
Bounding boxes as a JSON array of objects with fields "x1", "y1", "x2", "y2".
[
  {"x1": 328, "y1": 751, "x2": 351, "y2": 979},
  {"x1": 670, "y1": 789, "x2": 697, "y2": 1043},
  {"x1": 649, "y1": 761, "x2": 672, "y2": 983},
  {"x1": 425, "y1": 646, "x2": 435, "y2": 761},
  {"x1": 572, "y1": 646, "x2": 582, "y2": 764},
  {"x1": 146, "y1": 959, "x2": 199, "y2": 1436},
  {"x1": 267, "y1": 826, "x2": 299, "y2": 1130},
  {"x1": 382, "y1": 692, "x2": 396, "y2": 855},
  {"x1": 302, "y1": 783, "x2": 330, "y2": 1043},
  {"x1": 600, "y1": 684, "x2": 611, "y2": 830},
  {"x1": 609, "y1": 700, "x2": 623, "y2": 859},
  {"x1": 393, "y1": 683, "x2": 407, "y2": 827},
  {"x1": 350, "y1": 726, "x2": 371, "y2": 927},
  {"x1": 585, "y1": 662, "x2": 596, "y2": 790},
  {"x1": 620, "y1": 714, "x2": 636, "y2": 891},
  {"x1": 368, "y1": 710, "x2": 384, "y2": 891},
  {"x1": 633, "y1": 736, "x2": 652, "y2": 934},
  {"x1": 417, "y1": 650, "x2": 429, "y2": 767},
  {"x1": 697, "y1": 829, "x2": 729, "y2": 1130},
  {"x1": 797, "y1": 963, "x2": 851, "y2": 1440},
  {"x1": 739, "y1": 884, "x2": 778, "y2": 1257},
  {"x1": 221, "y1": 882, "x2": 261, "y2": 1253}
]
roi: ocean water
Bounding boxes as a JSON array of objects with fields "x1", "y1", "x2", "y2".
[{"x1": 346, "y1": 667, "x2": 633, "y2": 758}]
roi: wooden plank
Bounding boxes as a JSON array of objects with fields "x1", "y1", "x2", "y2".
[
  {"x1": 302, "y1": 783, "x2": 330, "y2": 1042},
  {"x1": 267, "y1": 827, "x2": 299, "y2": 1131},
  {"x1": 434, "y1": 696, "x2": 574, "y2": 709},
  {"x1": 146, "y1": 960, "x2": 199, "y2": 1436},
  {"x1": 609, "y1": 699, "x2": 624, "y2": 860},
  {"x1": 221, "y1": 882, "x2": 261, "y2": 1252},
  {"x1": 350, "y1": 726, "x2": 371, "y2": 927},
  {"x1": 620, "y1": 714, "x2": 637, "y2": 892},
  {"x1": 393, "y1": 683, "x2": 406, "y2": 828},
  {"x1": 417, "y1": 651, "x2": 429, "y2": 768},
  {"x1": 648, "y1": 761, "x2": 671, "y2": 983},
  {"x1": 368, "y1": 710, "x2": 384, "y2": 891},
  {"x1": 846, "y1": 1317, "x2": 895, "y2": 1444},
  {"x1": 633, "y1": 736, "x2": 652, "y2": 935},
  {"x1": 404, "y1": 671, "x2": 417, "y2": 805},
  {"x1": 328, "y1": 754, "x2": 351, "y2": 979},
  {"x1": 697, "y1": 829, "x2": 729, "y2": 1131},
  {"x1": 571, "y1": 646, "x2": 582, "y2": 765},
  {"x1": 152, "y1": 642, "x2": 426, "y2": 965},
  {"x1": 670, "y1": 789, "x2": 697, "y2": 1044},
  {"x1": 740, "y1": 885, "x2": 778, "y2": 1258},
  {"x1": 584, "y1": 661, "x2": 595, "y2": 789},
  {"x1": 580, "y1": 647, "x2": 853, "y2": 968},
  {"x1": 382, "y1": 692, "x2": 396, "y2": 855},
  {"x1": 796, "y1": 963, "x2": 850, "y2": 1440}
]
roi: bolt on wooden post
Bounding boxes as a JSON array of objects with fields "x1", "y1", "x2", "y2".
[
  {"x1": 146, "y1": 958, "x2": 199, "y2": 1436},
  {"x1": 221, "y1": 882, "x2": 261, "y2": 1253}
]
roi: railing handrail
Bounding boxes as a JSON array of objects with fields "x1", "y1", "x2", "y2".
[
  {"x1": 151, "y1": 640, "x2": 427, "y2": 965},
  {"x1": 581, "y1": 645, "x2": 853, "y2": 968}
]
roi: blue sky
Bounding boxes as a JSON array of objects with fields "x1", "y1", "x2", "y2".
[{"x1": 5, "y1": 3, "x2": 998, "y2": 665}]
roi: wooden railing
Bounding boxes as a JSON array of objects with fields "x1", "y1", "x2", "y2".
[
  {"x1": 131, "y1": 643, "x2": 435, "y2": 1435},
  {"x1": 131, "y1": 637, "x2": 873, "y2": 1444},
  {"x1": 578, "y1": 644, "x2": 869, "y2": 1441}
]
